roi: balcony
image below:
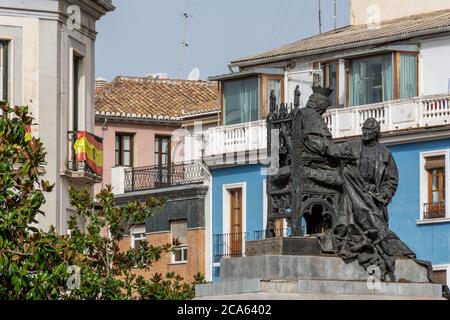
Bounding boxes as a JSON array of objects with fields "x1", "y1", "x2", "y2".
[
  {"x1": 323, "y1": 94, "x2": 450, "y2": 138},
  {"x1": 423, "y1": 202, "x2": 446, "y2": 220},
  {"x1": 202, "y1": 120, "x2": 267, "y2": 161},
  {"x1": 213, "y1": 228, "x2": 290, "y2": 262},
  {"x1": 62, "y1": 131, "x2": 103, "y2": 184},
  {"x1": 112, "y1": 161, "x2": 206, "y2": 194}
]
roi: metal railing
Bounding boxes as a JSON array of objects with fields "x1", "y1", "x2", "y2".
[
  {"x1": 124, "y1": 160, "x2": 205, "y2": 193},
  {"x1": 213, "y1": 232, "x2": 249, "y2": 261},
  {"x1": 252, "y1": 228, "x2": 292, "y2": 240},
  {"x1": 424, "y1": 202, "x2": 446, "y2": 220},
  {"x1": 213, "y1": 228, "x2": 292, "y2": 261},
  {"x1": 66, "y1": 131, "x2": 103, "y2": 177}
]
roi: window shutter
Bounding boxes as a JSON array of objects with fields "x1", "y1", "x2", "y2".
[
  {"x1": 433, "y1": 270, "x2": 447, "y2": 286},
  {"x1": 425, "y1": 156, "x2": 445, "y2": 170},
  {"x1": 171, "y1": 220, "x2": 187, "y2": 244},
  {"x1": 131, "y1": 224, "x2": 146, "y2": 235}
]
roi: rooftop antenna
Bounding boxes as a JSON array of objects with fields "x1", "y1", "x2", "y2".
[
  {"x1": 333, "y1": 0, "x2": 337, "y2": 30},
  {"x1": 318, "y1": 0, "x2": 322, "y2": 34},
  {"x1": 178, "y1": 1, "x2": 193, "y2": 79}
]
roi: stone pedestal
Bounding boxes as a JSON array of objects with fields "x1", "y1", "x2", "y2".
[
  {"x1": 245, "y1": 237, "x2": 325, "y2": 256},
  {"x1": 196, "y1": 254, "x2": 443, "y2": 300}
]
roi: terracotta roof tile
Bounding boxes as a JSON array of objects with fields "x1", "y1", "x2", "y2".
[
  {"x1": 231, "y1": 9, "x2": 450, "y2": 67},
  {"x1": 95, "y1": 76, "x2": 218, "y2": 120}
]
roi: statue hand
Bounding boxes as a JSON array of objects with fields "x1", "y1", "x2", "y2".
[{"x1": 373, "y1": 192, "x2": 388, "y2": 205}]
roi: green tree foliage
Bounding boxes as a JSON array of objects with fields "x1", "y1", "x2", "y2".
[{"x1": 0, "y1": 104, "x2": 204, "y2": 300}]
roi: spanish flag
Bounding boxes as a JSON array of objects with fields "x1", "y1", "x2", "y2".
[{"x1": 73, "y1": 131, "x2": 103, "y2": 176}]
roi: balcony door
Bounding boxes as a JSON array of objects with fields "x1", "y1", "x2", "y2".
[
  {"x1": 230, "y1": 188, "x2": 243, "y2": 256},
  {"x1": 154, "y1": 136, "x2": 171, "y2": 187}
]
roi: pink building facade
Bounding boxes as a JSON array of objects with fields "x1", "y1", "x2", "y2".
[{"x1": 94, "y1": 120, "x2": 180, "y2": 194}]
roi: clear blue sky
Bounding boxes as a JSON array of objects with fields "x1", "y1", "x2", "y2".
[{"x1": 96, "y1": 0, "x2": 349, "y2": 81}]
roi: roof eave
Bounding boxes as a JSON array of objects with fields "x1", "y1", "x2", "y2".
[{"x1": 229, "y1": 27, "x2": 450, "y2": 68}]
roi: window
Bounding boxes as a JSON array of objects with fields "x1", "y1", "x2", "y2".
[
  {"x1": 433, "y1": 265, "x2": 449, "y2": 286},
  {"x1": 323, "y1": 62, "x2": 339, "y2": 106},
  {"x1": 171, "y1": 220, "x2": 187, "y2": 263},
  {"x1": 348, "y1": 52, "x2": 418, "y2": 107},
  {"x1": 154, "y1": 136, "x2": 171, "y2": 166},
  {"x1": 154, "y1": 136, "x2": 171, "y2": 185},
  {"x1": 0, "y1": 41, "x2": 9, "y2": 103},
  {"x1": 350, "y1": 55, "x2": 393, "y2": 106},
  {"x1": 399, "y1": 53, "x2": 418, "y2": 99},
  {"x1": 223, "y1": 77, "x2": 259, "y2": 125},
  {"x1": 425, "y1": 156, "x2": 446, "y2": 219},
  {"x1": 72, "y1": 55, "x2": 82, "y2": 131},
  {"x1": 115, "y1": 133, "x2": 134, "y2": 166},
  {"x1": 131, "y1": 225, "x2": 146, "y2": 249}
]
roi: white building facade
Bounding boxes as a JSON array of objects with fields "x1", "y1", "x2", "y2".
[{"x1": 0, "y1": 0, "x2": 114, "y2": 233}]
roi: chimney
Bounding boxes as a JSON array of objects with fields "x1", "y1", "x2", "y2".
[{"x1": 95, "y1": 77, "x2": 108, "y2": 89}]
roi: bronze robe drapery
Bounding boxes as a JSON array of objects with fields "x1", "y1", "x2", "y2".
[{"x1": 331, "y1": 140, "x2": 418, "y2": 279}]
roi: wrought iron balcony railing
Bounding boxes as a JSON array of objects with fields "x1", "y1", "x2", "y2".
[
  {"x1": 66, "y1": 131, "x2": 103, "y2": 179},
  {"x1": 124, "y1": 161, "x2": 205, "y2": 193},
  {"x1": 423, "y1": 202, "x2": 446, "y2": 220},
  {"x1": 213, "y1": 228, "x2": 291, "y2": 261}
]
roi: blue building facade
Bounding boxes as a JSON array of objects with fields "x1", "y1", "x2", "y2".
[
  {"x1": 211, "y1": 164, "x2": 267, "y2": 282},
  {"x1": 208, "y1": 137, "x2": 450, "y2": 283},
  {"x1": 388, "y1": 138, "x2": 450, "y2": 266}
]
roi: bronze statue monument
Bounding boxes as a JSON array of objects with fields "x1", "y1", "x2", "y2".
[{"x1": 266, "y1": 85, "x2": 435, "y2": 282}]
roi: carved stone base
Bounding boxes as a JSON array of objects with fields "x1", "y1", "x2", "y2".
[{"x1": 195, "y1": 255, "x2": 443, "y2": 300}]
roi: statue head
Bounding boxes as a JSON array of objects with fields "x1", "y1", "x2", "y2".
[
  {"x1": 362, "y1": 118, "x2": 381, "y2": 145},
  {"x1": 306, "y1": 86, "x2": 333, "y2": 115}
]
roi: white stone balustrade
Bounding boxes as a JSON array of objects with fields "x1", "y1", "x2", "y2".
[
  {"x1": 325, "y1": 94, "x2": 450, "y2": 138},
  {"x1": 200, "y1": 94, "x2": 450, "y2": 158},
  {"x1": 203, "y1": 120, "x2": 267, "y2": 157}
]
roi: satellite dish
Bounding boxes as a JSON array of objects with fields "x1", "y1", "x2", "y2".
[{"x1": 188, "y1": 68, "x2": 200, "y2": 81}]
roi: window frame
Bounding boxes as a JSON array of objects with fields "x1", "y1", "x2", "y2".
[
  {"x1": 221, "y1": 74, "x2": 285, "y2": 125},
  {"x1": 154, "y1": 135, "x2": 171, "y2": 167},
  {"x1": 347, "y1": 52, "x2": 394, "y2": 107},
  {"x1": 394, "y1": 51, "x2": 419, "y2": 100},
  {"x1": 172, "y1": 245, "x2": 188, "y2": 264},
  {"x1": 418, "y1": 149, "x2": 450, "y2": 224},
  {"x1": 170, "y1": 220, "x2": 188, "y2": 264},
  {"x1": 70, "y1": 49, "x2": 85, "y2": 132},
  {"x1": 322, "y1": 61, "x2": 340, "y2": 107},
  {"x1": 433, "y1": 264, "x2": 450, "y2": 287},
  {"x1": 115, "y1": 133, "x2": 134, "y2": 167},
  {"x1": 222, "y1": 182, "x2": 247, "y2": 257},
  {"x1": 345, "y1": 51, "x2": 419, "y2": 107},
  {"x1": 0, "y1": 40, "x2": 9, "y2": 103},
  {"x1": 222, "y1": 76, "x2": 261, "y2": 126},
  {"x1": 260, "y1": 74, "x2": 285, "y2": 118},
  {"x1": 130, "y1": 225, "x2": 146, "y2": 249}
]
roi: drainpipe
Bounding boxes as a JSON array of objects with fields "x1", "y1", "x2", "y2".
[
  {"x1": 284, "y1": 68, "x2": 288, "y2": 104},
  {"x1": 101, "y1": 117, "x2": 108, "y2": 189}
]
